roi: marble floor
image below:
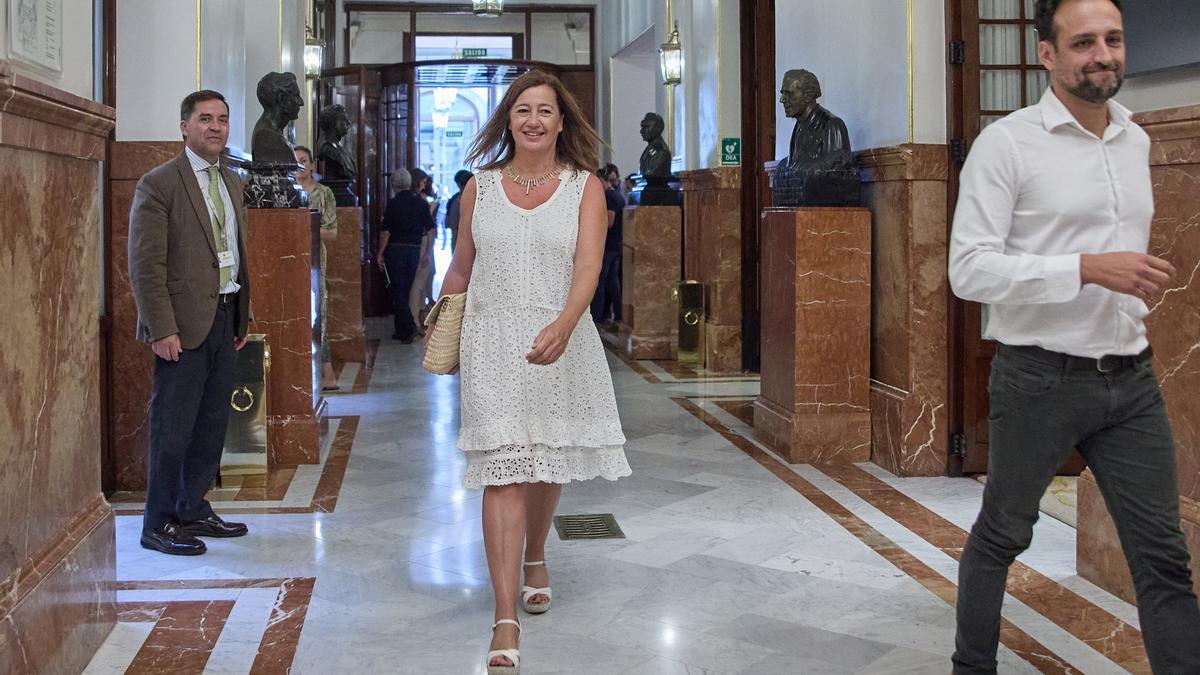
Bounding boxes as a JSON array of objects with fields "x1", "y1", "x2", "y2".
[{"x1": 84, "y1": 319, "x2": 1147, "y2": 674}]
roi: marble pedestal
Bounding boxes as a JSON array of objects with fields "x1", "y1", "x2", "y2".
[
  {"x1": 753, "y1": 208, "x2": 872, "y2": 464},
  {"x1": 326, "y1": 207, "x2": 366, "y2": 363},
  {"x1": 245, "y1": 209, "x2": 321, "y2": 466},
  {"x1": 680, "y1": 168, "x2": 743, "y2": 372},
  {"x1": 1077, "y1": 105, "x2": 1200, "y2": 602},
  {"x1": 619, "y1": 205, "x2": 682, "y2": 359}
]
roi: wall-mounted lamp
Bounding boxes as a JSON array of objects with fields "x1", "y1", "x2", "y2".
[
  {"x1": 472, "y1": 0, "x2": 503, "y2": 17},
  {"x1": 659, "y1": 21, "x2": 683, "y2": 86},
  {"x1": 304, "y1": 29, "x2": 324, "y2": 79}
]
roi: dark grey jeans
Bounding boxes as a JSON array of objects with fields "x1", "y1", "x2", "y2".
[{"x1": 953, "y1": 344, "x2": 1200, "y2": 674}]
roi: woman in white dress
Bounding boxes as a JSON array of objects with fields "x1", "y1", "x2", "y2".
[{"x1": 426, "y1": 70, "x2": 631, "y2": 674}]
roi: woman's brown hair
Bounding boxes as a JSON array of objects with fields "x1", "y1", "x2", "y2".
[{"x1": 465, "y1": 70, "x2": 603, "y2": 172}]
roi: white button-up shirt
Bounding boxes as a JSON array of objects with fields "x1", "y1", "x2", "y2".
[
  {"x1": 185, "y1": 146, "x2": 241, "y2": 294},
  {"x1": 948, "y1": 88, "x2": 1154, "y2": 359}
]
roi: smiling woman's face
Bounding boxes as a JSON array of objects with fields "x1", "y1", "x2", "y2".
[{"x1": 508, "y1": 85, "x2": 562, "y2": 155}]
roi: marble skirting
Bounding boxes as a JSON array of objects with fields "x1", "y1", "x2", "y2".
[
  {"x1": 856, "y1": 145, "x2": 950, "y2": 477},
  {"x1": 0, "y1": 60, "x2": 117, "y2": 674},
  {"x1": 326, "y1": 207, "x2": 366, "y2": 363},
  {"x1": 1077, "y1": 104, "x2": 1200, "y2": 599},
  {"x1": 0, "y1": 500, "x2": 116, "y2": 675},
  {"x1": 679, "y1": 167, "x2": 743, "y2": 372},
  {"x1": 620, "y1": 205, "x2": 682, "y2": 360},
  {"x1": 244, "y1": 209, "x2": 322, "y2": 467},
  {"x1": 753, "y1": 207, "x2": 872, "y2": 464}
]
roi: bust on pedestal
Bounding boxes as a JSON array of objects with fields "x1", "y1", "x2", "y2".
[
  {"x1": 771, "y1": 69, "x2": 860, "y2": 207},
  {"x1": 753, "y1": 68, "x2": 870, "y2": 462},
  {"x1": 316, "y1": 104, "x2": 359, "y2": 207},
  {"x1": 246, "y1": 72, "x2": 307, "y2": 209},
  {"x1": 628, "y1": 113, "x2": 681, "y2": 207}
]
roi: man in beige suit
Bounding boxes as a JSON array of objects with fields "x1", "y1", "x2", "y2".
[{"x1": 128, "y1": 90, "x2": 251, "y2": 555}]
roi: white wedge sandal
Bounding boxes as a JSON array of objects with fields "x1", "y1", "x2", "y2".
[
  {"x1": 521, "y1": 561, "x2": 552, "y2": 614},
  {"x1": 487, "y1": 618, "x2": 521, "y2": 675}
]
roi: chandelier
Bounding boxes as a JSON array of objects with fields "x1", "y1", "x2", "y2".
[{"x1": 472, "y1": 0, "x2": 503, "y2": 18}]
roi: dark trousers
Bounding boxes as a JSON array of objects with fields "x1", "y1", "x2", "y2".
[
  {"x1": 590, "y1": 250, "x2": 623, "y2": 322},
  {"x1": 143, "y1": 300, "x2": 237, "y2": 532},
  {"x1": 953, "y1": 344, "x2": 1200, "y2": 674},
  {"x1": 385, "y1": 245, "x2": 421, "y2": 340}
]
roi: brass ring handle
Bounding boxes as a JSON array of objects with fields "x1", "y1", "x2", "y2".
[
  {"x1": 231, "y1": 386, "x2": 254, "y2": 412},
  {"x1": 683, "y1": 311, "x2": 700, "y2": 326}
]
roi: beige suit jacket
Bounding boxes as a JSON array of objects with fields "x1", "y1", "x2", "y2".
[{"x1": 128, "y1": 153, "x2": 251, "y2": 350}]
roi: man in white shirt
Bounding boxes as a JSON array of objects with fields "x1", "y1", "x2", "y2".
[{"x1": 948, "y1": 1, "x2": 1200, "y2": 672}]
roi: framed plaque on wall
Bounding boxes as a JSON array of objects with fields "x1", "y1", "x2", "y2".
[{"x1": 8, "y1": 0, "x2": 62, "y2": 74}]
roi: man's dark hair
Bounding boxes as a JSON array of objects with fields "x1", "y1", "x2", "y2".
[
  {"x1": 454, "y1": 169, "x2": 472, "y2": 188},
  {"x1": 180, "y1": 90, "x2": 228, "y2": 120},
  {"x1": 293, "y1": 145, "x2": 312, "y2": 158},
  {"x1": 1035, "y1": 0, "x2": 1123, "y2": 45},
  {"x1": 605, "y1": 163, "x2": 619, "y2": 179}
]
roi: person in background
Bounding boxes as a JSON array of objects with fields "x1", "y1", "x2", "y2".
[
  {"x1": 128, "y1": 90, "x2": 250, "y2": 555},
  {"x1": 590, "y1": 166, "x2": 625, "y2": 328},
  {"x1": 604, "y1": 163, "x2": 621, "y2": 195},
  {"x1": 444, "y1": 169, "x2": 473, "y2": 254},
  {"x1": 411, "y1": 168, "x2": 438, "y2": 325},
  {"x1": 294, "y1": 145, "x2": 339, "y2": 391},
  {"x1": 623, "y1": 173, "x2": 636, "y2": 195},
  {"x1": 378, "y1": 168, "x2": 434, "y2": 343}
]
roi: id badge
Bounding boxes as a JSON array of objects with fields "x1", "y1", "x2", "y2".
[{"x1": 217, "y1": 250, "x2": 235, "y2": 268}]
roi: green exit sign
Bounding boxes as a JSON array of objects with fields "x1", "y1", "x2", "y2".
[
  {"x1": 720, "y1": 137, "x2": 741, "y2": 166},
  {"x1": 462, "y1": 48, "x2": 488, "y2": 58},
  {"x1": 445, "y1": 130, "x2": 464, "y2": 138}
]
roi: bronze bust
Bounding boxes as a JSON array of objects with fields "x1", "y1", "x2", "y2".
[
  {"x1": 250, "y1": 72, "x2": 303, "y2": 164},
  {"x1": 772, "y1": 69, "x2": 860, "y2": 207},
  {"x1": 315, "y1": 104, "x2": 358, "y2": 206},
  {"x1": 638, "y1": 113, "x2": 673, "y2": 178}
]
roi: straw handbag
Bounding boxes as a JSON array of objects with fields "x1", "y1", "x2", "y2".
[{"x1": 422, "y1": 292, "x2": 467, "y2": 375}]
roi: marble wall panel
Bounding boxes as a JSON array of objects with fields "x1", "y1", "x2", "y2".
[
  {"x1": 680, "y1": 167, "x2": 743, "y2": 372},
  {"x1": 753, "y1": 208, "x2": 873, "y2": 464},
  {"x1": 108, "y1": 141, "x2": 183, "y2": 491},
  {"x1": 326, "y1": 207, "x2": 366, "y2": 363},
  {"x1": 0, "y1": 60, "x2": 116, "y2": 674},
  {"x1": 857, "y1": 145, "x2": 950, "y2": 477},
  {"x1": 244, "y1": 209, "x2": 321, "y2": 467},
  {"x1": 620, "y1": 205, "x2": 682, "y2": 360},
  {"x1": 1079, "y1": 106, "x2": 1200, "y2": 598}
]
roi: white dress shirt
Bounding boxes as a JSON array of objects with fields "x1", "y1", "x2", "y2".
[
  {"x1": 185, "y1": 146, "x2": 241, "y2": 294},
  {"x1": 948, "y1": 88, "x2": 1154, "y2": 359}
]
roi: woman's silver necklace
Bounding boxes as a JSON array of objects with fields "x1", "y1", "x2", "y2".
[{"x1": 504, "y1": 164, "x2": 565, "y2": 195}]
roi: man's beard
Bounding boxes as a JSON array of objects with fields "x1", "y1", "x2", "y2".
[{"x1": 1066, "y1": 64, "x2": 1124, "y2": 103}]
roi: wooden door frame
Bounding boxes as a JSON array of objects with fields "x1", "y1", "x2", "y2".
[{"x1": 738, "y1": 0, "x2": 774, "y2": 373}]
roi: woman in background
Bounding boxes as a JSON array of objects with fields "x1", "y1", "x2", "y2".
[{"x1": 294, "y1": 146, "x2": 338, "y2": 391}]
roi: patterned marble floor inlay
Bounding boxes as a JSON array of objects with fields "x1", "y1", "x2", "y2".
[
  {"x1": 87, "y1": 578, "x2": 315, "y2": 675},
  {"x1": 85, "y1": 318, "x2": 1147, "y2": 674},
  {"x1": 110, "y1": 416, "x2": 360, "y2": 516}
]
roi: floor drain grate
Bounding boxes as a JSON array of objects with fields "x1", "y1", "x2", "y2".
[{"x1": 553, "y1": 513, "x2": 625, "y2": 540}]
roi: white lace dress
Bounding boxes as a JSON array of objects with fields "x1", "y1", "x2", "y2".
[{"x1": 458, "y1": 168, "x2": 631, "y2": 488}]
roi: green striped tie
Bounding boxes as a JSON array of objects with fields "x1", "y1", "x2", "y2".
[{"x1": 206, "y1": 166, "x2": 232, "y2": 288}]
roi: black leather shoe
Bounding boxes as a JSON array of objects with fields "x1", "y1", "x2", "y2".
[
  {"x1": 179, "y1": 514, "x2": 249, "y2": 538},
  {"x1": 141, "y1": 523, "x2": 207, "y2": 556}
]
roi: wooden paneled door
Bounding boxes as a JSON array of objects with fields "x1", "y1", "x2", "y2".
[{"x1": 948, "y1": 0, "x2": 1085, "y2": 474}]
